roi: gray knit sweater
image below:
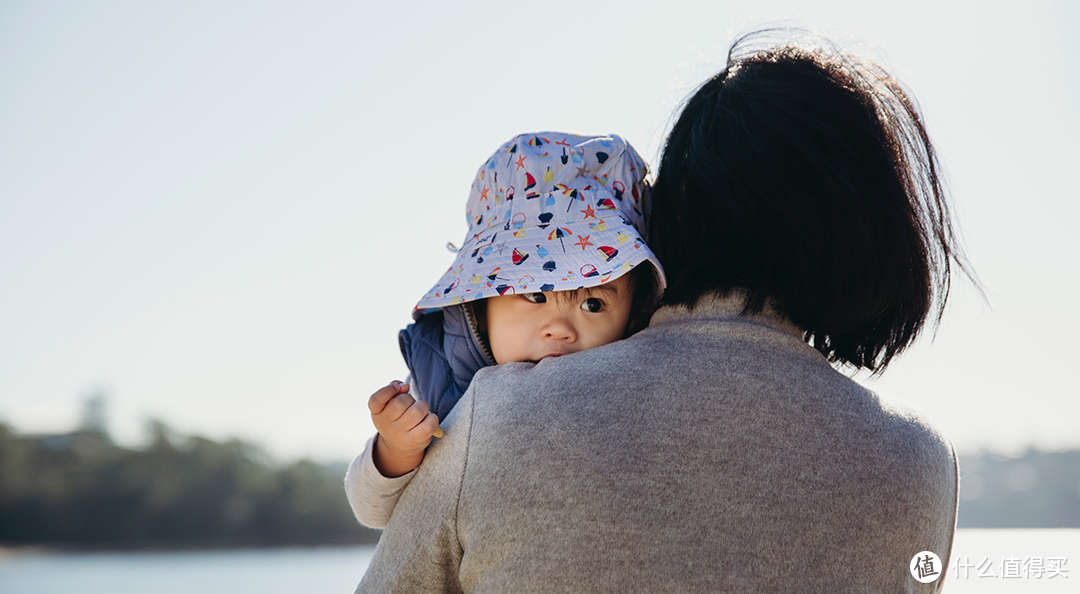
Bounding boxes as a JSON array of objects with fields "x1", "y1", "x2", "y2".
[{"x1": 354, "y1": 294, "x2": 957, "y2": 593}]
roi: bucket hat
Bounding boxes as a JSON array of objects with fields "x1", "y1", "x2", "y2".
[{"x1": 415, "y1": 132, "x2": 666, "y2": 314}]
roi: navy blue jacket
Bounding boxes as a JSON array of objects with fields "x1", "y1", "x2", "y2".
[{"x1": 398, "y1": 304, "x2": 494, "y2": 421}]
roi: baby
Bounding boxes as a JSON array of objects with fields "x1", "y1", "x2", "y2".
[{"x1": 346, "y1": 132, "x2": 666, "y2": 527}]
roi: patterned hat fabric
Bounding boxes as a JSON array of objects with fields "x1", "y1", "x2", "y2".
[{"x1": 415, "y1": 132, "x2": 666, "y2": 314}]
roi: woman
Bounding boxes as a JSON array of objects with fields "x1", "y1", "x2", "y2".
[{"x1": 355, "y1": 31, "x2": 975, "y2": 593}]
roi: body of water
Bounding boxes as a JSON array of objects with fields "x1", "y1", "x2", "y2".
[{"x1": 0, "y1": 529, "x2": 1074, "y2": 593}]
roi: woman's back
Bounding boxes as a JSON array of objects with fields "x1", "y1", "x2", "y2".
[{"x1": 359, "y1": 293, "x2": 957, "y2": 593}]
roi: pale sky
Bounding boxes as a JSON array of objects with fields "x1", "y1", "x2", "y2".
[{"x1": 1, "y1": 0, "x2": 1077, "y2": 463}]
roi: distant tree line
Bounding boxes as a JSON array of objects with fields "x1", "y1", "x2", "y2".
[
  {"x1": 0, "y1": 422, "x2": 379, "y2": 549},
  {"x1": 2, "y1": 418, "x2": 1078, "y2": 550}
]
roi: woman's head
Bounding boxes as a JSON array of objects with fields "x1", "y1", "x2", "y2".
[{"x1": 651, "y1": 31, "x2": 974, "y2": 372}]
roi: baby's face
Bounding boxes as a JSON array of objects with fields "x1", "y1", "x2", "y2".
[{"x1": 485, "y1": 273, "x2": 634, "y2": 365}]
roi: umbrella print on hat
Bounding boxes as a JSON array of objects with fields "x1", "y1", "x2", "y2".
[
  {"x1": 554, "y1": 183, "x2": 584, "y2": 212},
  {"x1": 528, "y1": 135, "x2": 548, "y2": 147},
  {"x1": 596, "y1": 245, "x2": 618, "y2": 262},
  {"x1": 548, "y1": 227, "x2": 573, "y2": 252},
  {"x1": 504, "y1": 143, "x2": 517, "y2": 166}
]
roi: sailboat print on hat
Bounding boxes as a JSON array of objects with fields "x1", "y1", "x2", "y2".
[
  {"x1": 525, "y1": 172, "x2": 539, "y2": 199},
  {"x1": 596, "y1": 245, "x2": 618, "y2": 262},
  {"x1": 512, "y1": 247, "x2": 529, "y2": 265},
  {"x1": 495, "y1": 285, "x2": 514, "y2": 295},
  {"x1": 597, "y1": 198, "x2": 617, "y2": 211}
]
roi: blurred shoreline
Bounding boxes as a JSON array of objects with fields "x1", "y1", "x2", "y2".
[{"x1": 2, "y1": 420, "x2": 1077, "y2": 552}]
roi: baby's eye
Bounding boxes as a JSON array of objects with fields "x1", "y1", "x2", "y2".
[
  {"x1": 523, "y1": 293, "x2": 547, "y2": 304},
  {"x1": 581, "y1": 298, "x2": 604, "y2": 313}
]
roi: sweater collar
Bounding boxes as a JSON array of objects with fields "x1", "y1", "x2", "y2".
[{"x1": 649, "y1": 291, "x2": 805, "y2": 341}]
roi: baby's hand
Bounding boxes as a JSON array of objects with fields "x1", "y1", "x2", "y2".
[{"x1": 368, "y1": 381, "x2": 442, "y2": 478}]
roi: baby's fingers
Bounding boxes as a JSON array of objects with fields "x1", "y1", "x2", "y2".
[
  {"x1": 410, "y1": 412, "x2": 443, "y2": 442},
  {"x1": 427, "y1": 415, "x2": 445, "y2": 439},
  {"x1": 368, "y1": 381, "x2": 410, "y2": 414},
  {"x1": 396, "y1": 398, "x2": 432, "y2": 430}
]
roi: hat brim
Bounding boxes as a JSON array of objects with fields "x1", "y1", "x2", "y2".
[{"x1": 415, "y1": 212, "x2": 666, "y2": 314}]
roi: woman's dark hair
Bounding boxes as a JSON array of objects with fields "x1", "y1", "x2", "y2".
[
  {"x1": 624, "y1": 262, "x2": 662, "y2": 337},
  {"x1": 651, "y1": 31, "x2": 976, "y2": 372}
]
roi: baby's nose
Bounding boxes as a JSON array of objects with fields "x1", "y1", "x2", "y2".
[{"x1": 542, "y1": 316, "x2": 577, "y2": 342}]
